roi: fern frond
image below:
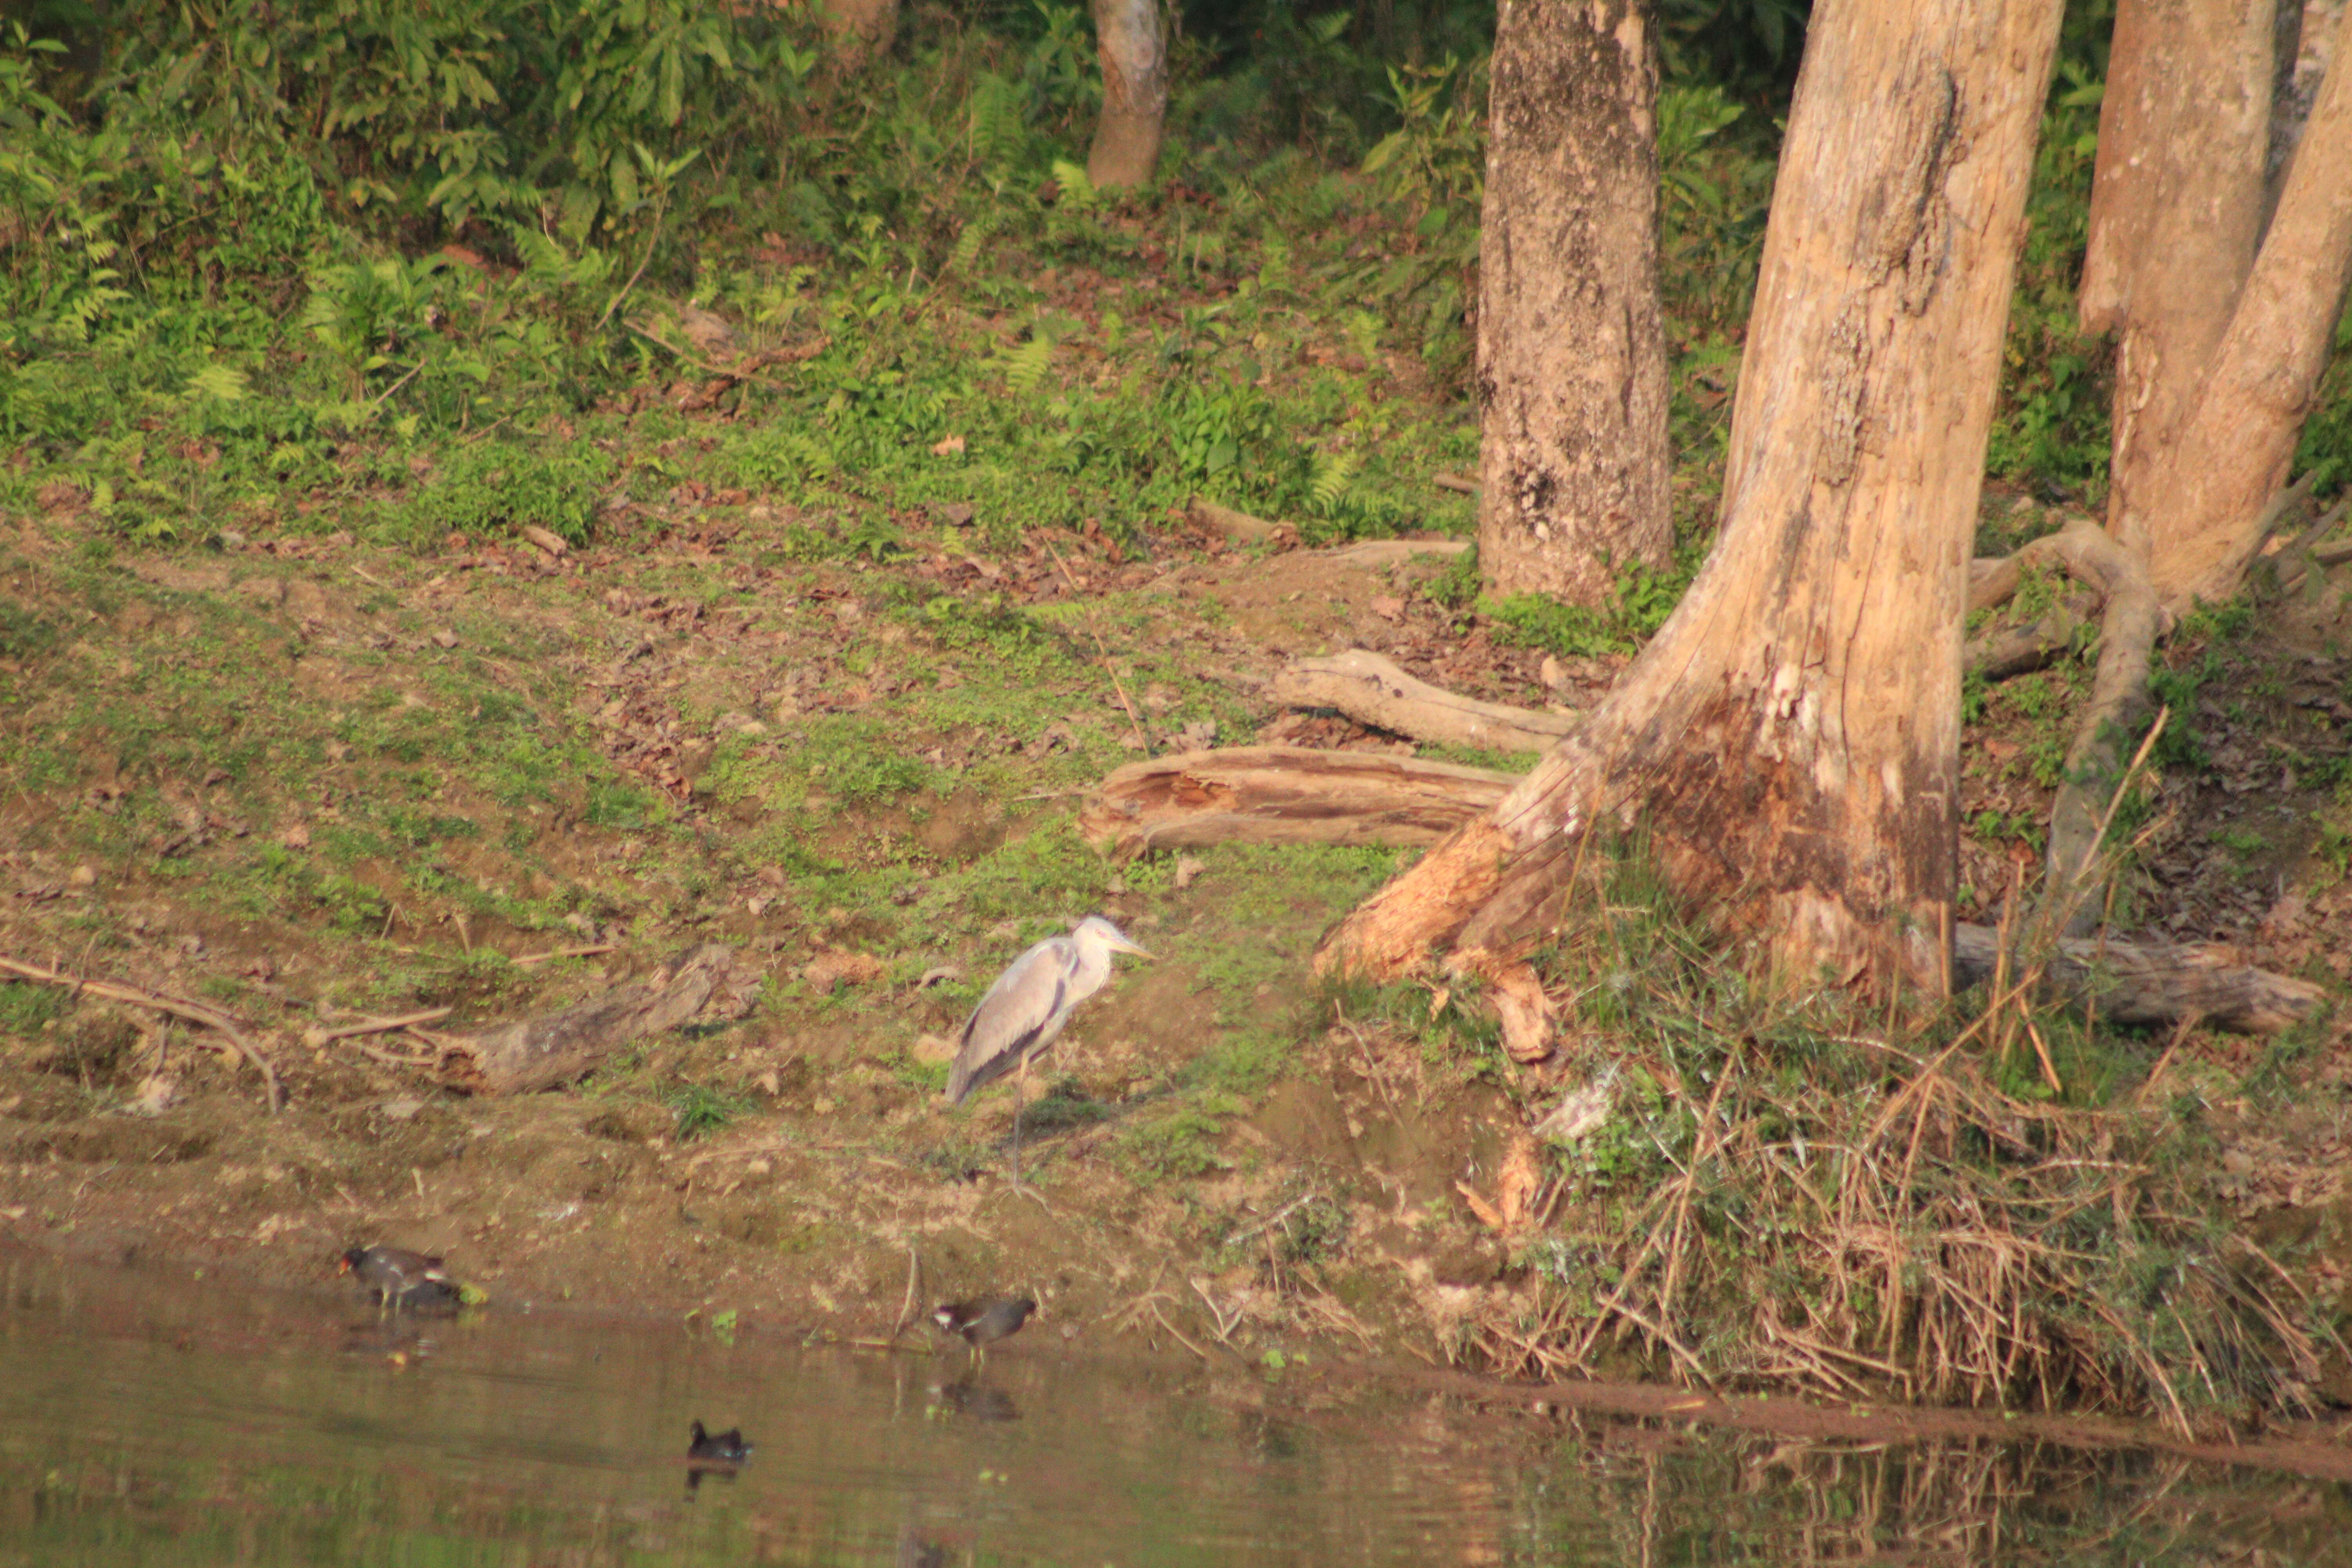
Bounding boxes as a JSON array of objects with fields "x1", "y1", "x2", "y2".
[
  {"x1": 1308, "y1": 449, "x2": 1360, "y2": 516},
  {"x1": 1004, "y1": 336, "x2": 1053, "y2": 397}
]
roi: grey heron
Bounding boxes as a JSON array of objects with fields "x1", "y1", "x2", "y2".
[{"x1": 947, "y1": 915, "x2": 1151, "y2": 1185}]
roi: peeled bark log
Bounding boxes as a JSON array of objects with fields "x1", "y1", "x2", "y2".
[
  {"x1": 444, "y1": 945, "x2": 744, "y2": 1094},
  {"x1": 1087, "y1": 0, "x2": 1167, "y2": 189},
  {"x1": 1477, "y1": 0, "x2": 1671, "y2": 604},
  {"x1": 2081, "y1": 0, "x2": 2277, "y2": 559},
  {"x1": 2140, "y1": 3, "x2": 2352, "y2": 611},
  {"x1": 1320, "y1": 0, "x2": 2065, "y2": 996},
  {"x1": 1080, "y1": 746, "x2": 1515, "y2": 858},
  {"x1": 1951, "y1": 924, "x2": 2324, "y2": 1033},
  {"x1": 1271, "y1": 650, "x2": 1579, "y2": 752}
]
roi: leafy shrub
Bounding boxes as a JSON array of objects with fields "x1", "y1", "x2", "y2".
[{"x1": 418, "y1": 441, "x2": 614, "y2": 544}]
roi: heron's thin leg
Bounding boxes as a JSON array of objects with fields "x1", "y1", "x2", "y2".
[{"x1": 1009, "y1": 1054, "x2": 1024, "y2": 1187}]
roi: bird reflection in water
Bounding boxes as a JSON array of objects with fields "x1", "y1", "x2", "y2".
[
  {"x1": 926, "y1": 1378, "x2": 1020, "y2": 1423},
  {"x1": 896, "y1": 1527, "x2": 951, "y2": 1568},
  {"x1": 684, "y1": 1418, "x2": 753, "y2": 1496}
]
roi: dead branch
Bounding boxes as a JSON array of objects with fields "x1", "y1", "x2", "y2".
[
  {"x1": 1271, "y1": 649, "x2": 1578, "y2": 753},
  {"x1": 305, "y1": 1007, "x2": 454, "y2": 1044},
  {"x1": 0, "y1": 953, "x2": 282, "y2": 1111},
  {"x1": 1080, "y1": 745, "x2": 1515, "y2": 859},
  {"x1": 436, "y1": 944, "x2": 747, "y2": 1093},
  {"x1": 1952, "y1": 924, "x2": 2324, "y2": 1034}
]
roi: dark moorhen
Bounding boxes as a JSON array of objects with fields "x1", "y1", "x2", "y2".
[
  {"x1": 931, "y1": 1296, "x2": 1036, "y2": 1368},
  {"x1": 339, "y1": 1245, "x2": 464, "y2": 1311}
]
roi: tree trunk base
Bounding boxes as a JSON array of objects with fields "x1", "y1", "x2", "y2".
[{"x1": 1086, "y1": 107, "x2": 1163, "y2": 189}]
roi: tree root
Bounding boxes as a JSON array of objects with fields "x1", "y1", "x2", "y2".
[
  {"x1": 1969, "y1": 522, "x2": 2165, "y2": 934},
  {"x1": 0, "y1": 953, "x2": 282, "y2": 1111},
  {"x1": 1269, "y1": 649, "x2": 1578, "y2": 753}
]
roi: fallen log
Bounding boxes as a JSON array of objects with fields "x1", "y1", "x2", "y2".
[
  {"x1": 1190, "y1": 497, "x2": 1284, "y2": 545},
  {"x1": 1950, "y1": 925, "x2": 2322, "y2": 1034},
  {"x1": 1270, "y1": 649, "x2": 1578, "y2": 753},
  {"x1": 1318, "y1": 538, "x2": 1472, "y2": 568},
  {"x1": 438, "y1": 944, "x2": 752, "y2": 1093},
  {"x1": 1080, "y1": 745, "x2": 1515, "y2": 859}
]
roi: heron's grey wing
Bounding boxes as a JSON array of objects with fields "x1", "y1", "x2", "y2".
[{"x1": 947, "y1": 941, "x2": 1075, "y2": 1103}]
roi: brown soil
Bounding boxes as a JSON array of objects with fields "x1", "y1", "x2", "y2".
[{"x1": 6, "y1": 490, "x2": 2352, "y2": 1461}]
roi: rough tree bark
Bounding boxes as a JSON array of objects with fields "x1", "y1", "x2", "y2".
[
  {"x1": 1476, "y1": 0, "x2": 1671, "y2": 604},
  {"x1": 1087, "y1": 0, "x2": 1167, "y2": 189},
  {"x1": 819, "y1": 0, "x2": 898, "y2": 64},
  {"x1": 2080, "y1": 0, "x2": 2278, "y2": 561},
  {"x1": 1318, "y1": 0, "x2": 2065, "y2": 996},
  {"x1": 2134, "y1": 3, "x2": 2352, "y2": 610}
]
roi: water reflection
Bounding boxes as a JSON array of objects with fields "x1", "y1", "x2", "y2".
[{"x1": 0, "y1": 1250, "x2": 2345, "y2": 1565}]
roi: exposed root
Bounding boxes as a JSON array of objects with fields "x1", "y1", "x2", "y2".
[{"x1": 0, "y1": 953, "x2": 282, "y2": 1112}]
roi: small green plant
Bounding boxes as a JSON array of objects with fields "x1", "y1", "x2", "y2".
[{"x1": 671, "y1": 1085, "x2": 751, "y2": 1141}]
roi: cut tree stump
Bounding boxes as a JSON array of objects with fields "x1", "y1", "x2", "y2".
[
  {"x1": 1270, "y1": 650, "x2": 1578, "y2": 753},
  {"x1": 1951, "y1": 924, "x2": 2325, "y2": 1034},
  {"x1": 440, "y1": 944, "x2": 753, "y2": 1093},
  {"x1": 1080, "y1": 745, "x2": 1516, "y2": 859}
]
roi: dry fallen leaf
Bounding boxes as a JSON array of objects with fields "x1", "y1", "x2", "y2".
[
  {"x1": 931, "y1": 433, "x2": 967, "y2": 457},
  {"x1": 1489, "y1": 963, "x2": 1554, "y2": 1063},
  {"x1": 1368, "y1": 593, "x2": 1405, "y2": 620},
  {"x1": 1455, "y1": 1179, "x2": 1507, "y2": 1233},
  {"x1": 1495, "y1": 1133, "x2": 1541, "y2": 1228},
  {"x1": 1174, "y1": 854, "x2": 1207, "y2": 890},
  {"x1": 280, "y1": 823, "x2": 311, "y2": 850}
]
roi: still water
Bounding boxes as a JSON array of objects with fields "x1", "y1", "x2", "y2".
[{"x1": 3, "y1": 1251, "x2": 2347, "y2": 1566}]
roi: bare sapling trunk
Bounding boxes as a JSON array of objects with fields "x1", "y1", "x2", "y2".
[
  {"x1": 2136, "y1": 2, "x2": 2352, "y2": 610},
  {"x1": 1087, "y1": 0, "x2": 1167, "y2": 189},
  {"x1": 2080, "y1": 0, "x2": 2278, "y2": 560},
  {"x1": 820, "y1": 0, "x2": 898, "y2": 64},
  {"x1": 1318, "y1": 0, "x2": 2064, "y2": 998},
  {"x1": 1476, "y1": 0, "x2": 1672, "y2": 604}
]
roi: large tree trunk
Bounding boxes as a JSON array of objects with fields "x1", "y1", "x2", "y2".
[
  {"x1": 1476, "y1": 0, "x2": 1672, "y2": 604},
  {"x1": 2135, "y1": 5, "x2": 2352, "y2": 610},
  {"x1": 1318, "y1": 0, "x2": 2064, "y2": 996},
  {"x1": 1087, "y1": 0, "x2": 1167, "y2": 189},
  {"x1": 2080, "y1": 0, "x2": 2278, "y2": 560},
  {"x1": 819, "y1": 0, "x2": 898, "y2": 64}
]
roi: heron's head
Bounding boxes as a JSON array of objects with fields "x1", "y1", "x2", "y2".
[{"x1": 1074, "y1": 915, "x2": 1152, "y2": 960}]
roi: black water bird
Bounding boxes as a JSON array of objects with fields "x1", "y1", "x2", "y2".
[
  {"x1": 340, "y1": 1245, "x2": 463, "y2": 1310},
  {"x1": 688, "y1": 1420, "x2": 754, "y2": 1465},
  {"x1": 932, "y1": 1296, "x2": 1036, "y2": 1367}
]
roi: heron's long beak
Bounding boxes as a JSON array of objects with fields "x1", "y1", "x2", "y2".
[{"x1": 1109, "y1": 935, "x2": 1154, "y2": 959}]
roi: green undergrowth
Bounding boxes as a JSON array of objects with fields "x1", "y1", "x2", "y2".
[{"x1": 1452, "y1": 838, "x2": 2334, "y2": 1428}]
